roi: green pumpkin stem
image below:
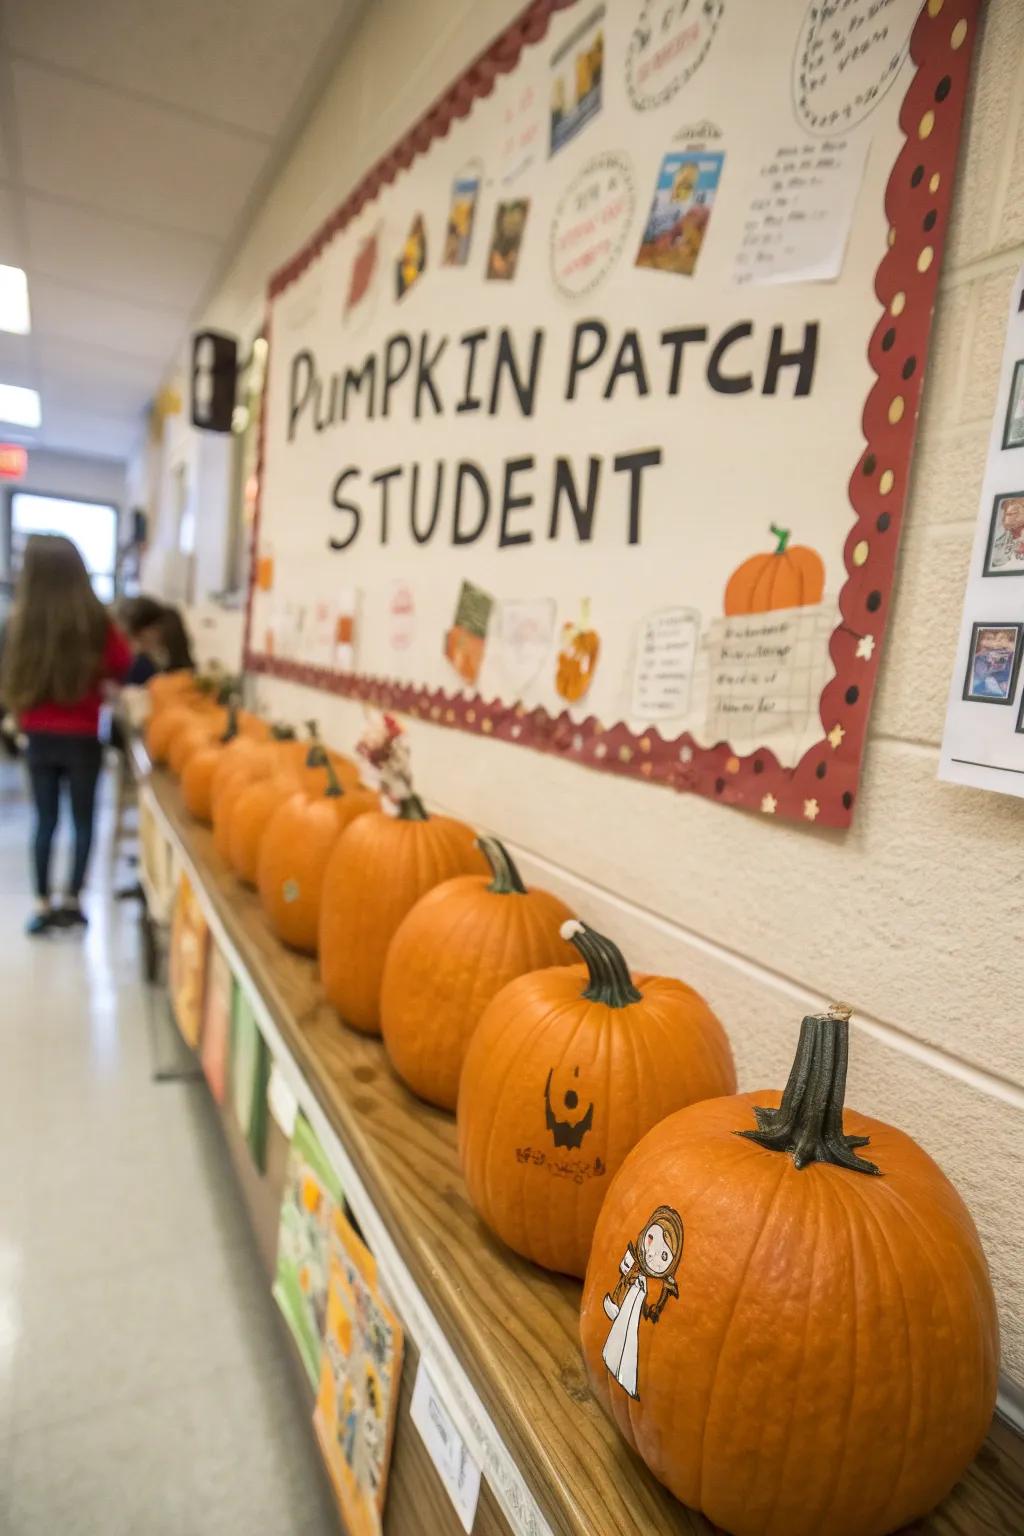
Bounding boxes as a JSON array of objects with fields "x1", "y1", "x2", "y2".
[
  {"x1": 562, "y1": 920, "x2": 642, "y2": 1008},
  {"x1": 478, "y1": 837, "x2": 526, "y2": 894},
  {"x1": 220, "y1": 697, "x2": 240, "y2": 743},
  {"x1": 270, "y1": 722, "x2": 296, "y2": 741},
  {"x1": 323, "y1": 756, "x2": 344, "y2": 799},
  {"x1": 397, "y1": 794, "x2": 429, "y2": 821},
  {"x1": 736, "y1": 1006, "x2": 879, "y2": 1175},
  {"x1": 305, "y1": 720, "x2": 326, "y2": 768},
  {"x1": 770, "y1": 523, "x2": 791, "y2": 556}
]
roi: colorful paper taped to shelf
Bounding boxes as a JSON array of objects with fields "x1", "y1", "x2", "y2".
[
  {"x1": 200, "y1": 945, "x2": 232, "y2": 1105},
  {"x1": 314, "y1": 1208, "x2": 404, "y2": 1536},
  {"x1": 231, "y1": 982, "x2": 269, "y2": 1171},
  {"x1": 273, "y1": 1114, "x2": 344, "y2": 1387},
  {"x1": 168, "y1": 872, "x2": 209, "y2": 1050}
]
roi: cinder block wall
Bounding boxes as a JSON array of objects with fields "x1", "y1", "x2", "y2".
[{"x1": 155, "y1": 0, "x2": 1024, "y2": 1402}]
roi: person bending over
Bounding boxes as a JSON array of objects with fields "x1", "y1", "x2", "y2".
[{"x1": 1, "y1": 535, "x2": 131, "y2": 934}]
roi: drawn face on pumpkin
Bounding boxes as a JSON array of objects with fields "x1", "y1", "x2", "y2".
[
  {"x1": 544, "y1": 1065, "x2": 595, "y2": 1149},
  {"x1": 643, "y1": 1222, "x2": 675, "y2": 1276}
]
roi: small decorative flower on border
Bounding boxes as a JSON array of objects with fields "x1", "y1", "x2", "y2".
[
  {"x1": 761, "y1": 793, "x2": 778, "y2": 815},
  {"x1": 855, "y1": 635, "x2": 876, "y2": 660},
  {"x1": 827, "y1": 724, "x2": 846, "y2": 749},
  {"x1": 803, "y1": 798, "x2": 820, "y2": 821}
]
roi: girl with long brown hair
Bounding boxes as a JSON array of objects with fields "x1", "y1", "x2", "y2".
[{"x1": 1, "y1": 535, "x2": 132, "y2": 933}]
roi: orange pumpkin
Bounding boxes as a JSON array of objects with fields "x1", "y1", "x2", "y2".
[
  {"x1": 579, "y1": 1006, "x2": 998, "y2": 1536},
  {"x1": 168, "y1": 709, "x2": 228, "y2": 777},
  {"x1": 146, "y1": 701, "x2": 213, "y2": 765},
  {"x1": 227, "y1": 774, "x2": 299, "y2": 887},
  {"x1": 318, "y1": 792, "x2": 486, "y2": 1035},
  {"x1": 458, "y1": 920, "x2": 735, "y2": 1278},
  {"x1": 180, "y1": 705, "x2": 245, "y2": 823},
  {"x1": 258, "y1": 766, "x2": 377, "y2": 954},
  {"x1": 147, "y1": 672, "x2": 197, "y2": 713},
  {"x1": 381, "y1": 838, "x2": 576, "y2": 1110},
  {"x1": 555, "y1": 598, "x2": 600, "y2": 702},
  {"x1": 724, "y1": 523, "x2": 825, "y2": 614}
]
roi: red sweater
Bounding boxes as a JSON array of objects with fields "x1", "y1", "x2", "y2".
[{"x1": 21, "y1": 624, "x2": 133, "y2": 736}]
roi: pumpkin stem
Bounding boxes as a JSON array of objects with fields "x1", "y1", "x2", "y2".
[
  {"x1": 478, "y1": 836, "x2": 526, "y2": 894},
  {"x1": 220, "y1": 697, "x2": 240, "y2": 743},
  {"x1": 736, "y1": 1005, "x2": 880, "y2": 1175},
  {"x1": 397, "y1": 794, "x2": 429, "y2": 821},
  {"x1": 323, "y1": 756, "x2": 344, "y2": 799},
  {"x1": 305, "y1": 720, "x2": 326, "y2": 768},
  {"x1": 770, "y1": 523, "x2": 791, "y2": 555},
  {"x1": 561, "y1": 919, "x2": 642, "y2": 1008}
]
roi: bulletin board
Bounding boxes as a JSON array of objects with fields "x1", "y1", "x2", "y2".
[{"x1": 246, "y1": 0, "x2": 980, "y2": 827}]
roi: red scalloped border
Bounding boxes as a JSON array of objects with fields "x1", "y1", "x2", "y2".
[{"x1": 245, "y1": 0, "x2": 981, "y2": 829}]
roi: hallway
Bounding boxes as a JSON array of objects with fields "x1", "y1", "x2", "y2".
[{"x1": 0, "y1": 760, "x2": 338, "y2": 1535}]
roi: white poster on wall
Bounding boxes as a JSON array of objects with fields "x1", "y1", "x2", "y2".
[
  {"x1": 248, "y1": 0, "x2": 979, "y2": 826},
  {"x1": 940, "y1": 264, "x2": 1024, "y2": 799}
]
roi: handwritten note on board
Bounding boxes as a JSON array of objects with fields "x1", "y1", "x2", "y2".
[
  {"x1": 705, "y1": 608, "x2": 834, "y2": 752},
  {"x1": 734, "y1": 138, "x2": 868, "y2": 286},
  {"x1": 630, "y1": 607, "x2": 700, "y2": 722}
]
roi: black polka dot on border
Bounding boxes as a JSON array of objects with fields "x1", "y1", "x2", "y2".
[
  {"x1": 863, "y1": 453, "x2": 877, "y2": 475},
  {"x1": 816, "y1": 761, "x2": 827, "y2": 780},
  {"x1": 877, "y1": 512, "x2": 892, "y2": 532},
  {"x1": 753, "y1": 759, "x2": 764, "y2": 774},
  {"x1": 902, "y1": 355, "x2": 917, "y2": 379},
  {"x1": 845, "y1": 685, "x2": 860, "y2": 706},
  {"x1": 882, "y1": 328, "x2": 896, "y2": 351},
  {"x1": 867, "y1": 591, "x2": 882, "y2": 612},
  {"x1": 714, "y1": 777, "x2": 724, "y2": 794},
  {"x1": 911, "y1": 164, "x2": 925, "y2": 187},
  {"x1": 923, "y1": 209, "x2": 937, "y2": 231},
  {"x1": 935, "y1": 76, "x2": 951, "y2": 101},
  {"x1": 842, "y1": 791, "x2": 854, "y2": 811}
]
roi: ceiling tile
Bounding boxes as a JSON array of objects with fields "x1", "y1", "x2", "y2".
[
  {"x1": 5, "y1": 0, "x2": 349, "y2": 138},
  {"x1": 33, "y1": 401, "x2": 140, "y2": 460},
  {"x1": 13, "y1": 61, "x2": 269, "y2": 239},
  {"x1": 30, "y1": 275, "x2": 183, "y2": 362},
  {"x1": 37, "y1": 339, "x2": 156, "y2": 419},
  {"x1": 0, "y1": 331, "x2": 37, "y2": 387},
  {"x1": 24, "y1": 196, "x2": 219, "y2": 310},
  {"x1": 0, "y1": 188, "x2": 26, "y2": 266}
]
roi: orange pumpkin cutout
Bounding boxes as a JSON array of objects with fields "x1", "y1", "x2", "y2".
[
  {"x1": 257, "y1": 763, "x2": 377, "y2": 954},
  {"x1": 555, "y1": 599, "x2": 600, "y2": 703},
  {"x1": 580, "y1": 1006, "x2": 998, "y2": 1536},
  {"x1": 457, "y1": 920, "x2": 735, "y2": 1278},
  {"x1": 724, "y1": 522, "x2": 824, "y2": 614},
  {"x1": 380, "y1": 838, "x2": 576, "y2": 1111},
  {"x1": 318, "y1": 791, "x2": 486, "y2": 1036}
]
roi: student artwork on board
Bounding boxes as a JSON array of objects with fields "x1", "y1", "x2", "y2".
[
  {"x1": 486, "y1": 200, "x2": 530, "y2": 280},
  {"x1": 442, "y1": 172, "x2": 481, "y2": 267},
  {"x1": 549, "y1": 4, "x2": 604, "y2": 157},
  {"x1": 983, "y1": 493, "x2": 1024, "y2": 576},
  {"x1": 635, "y1": 151, "x2": 723, "y2": 278},
  {"x1": 961, "y1": 623, "x2": 1023, "y2": 705},
  {"x1": 1002, "y1": 361, "x2": 1024, "y2": 450},
  {"x1": 601, "y1": 1204, "x2": 683, "y2": 1400}
]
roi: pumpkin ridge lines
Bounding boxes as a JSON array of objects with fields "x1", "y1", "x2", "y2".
[
  {"x1": 815, "y1": 1172, "x2": 864, "y2": 1531},
  {"x1": 698, "y1": 1154, "x2": 790, "y2": 1511},
  {"x1": 862, "y1": 1171, "x2": 990, "y2": 1510},
  {"x1": 846, "y1": 1168, "x2": 918, "y2": 1531},
  {"x1": 759, "y1": 1162, "x2": 825, "y2": 1534}
]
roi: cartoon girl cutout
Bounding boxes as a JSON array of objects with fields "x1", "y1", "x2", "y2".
[{"x1": 602, "y1": 1204, "x2": 683, "y2": 1399}]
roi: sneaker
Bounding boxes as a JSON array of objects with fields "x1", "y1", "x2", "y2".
[
  {"x1": 25, "y1": 910, "x2": 53, "y2": 936},
  {"x1": 54, "y1": 902, "x2": 88, "y2": 929}
]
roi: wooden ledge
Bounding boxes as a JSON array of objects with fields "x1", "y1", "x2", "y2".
[{"x1": 146, "y1": 766, "x2": 1024, "y2": 1536}]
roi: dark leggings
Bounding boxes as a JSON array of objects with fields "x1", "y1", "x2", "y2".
[{"x1": 26, "y1": 733, "x2": 103, "y2": 901}]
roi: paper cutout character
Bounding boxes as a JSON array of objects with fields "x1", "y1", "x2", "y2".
[
  {"x1": 396, "y1": 216, "x2": 426, "y2": 299},
  {"x1": 601, "y1": 1204, "x2": 683, "y2": 1399}
]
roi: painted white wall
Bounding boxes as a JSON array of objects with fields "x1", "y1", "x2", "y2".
[{"x1": 143, "y1": 0, "x2": 1024, "y2": 1407}]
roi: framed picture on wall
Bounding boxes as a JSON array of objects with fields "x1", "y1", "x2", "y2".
[
  {"x1": 961, "y1": 622, "x2": 1023, "y2": 704},
  {"x1": 1001, "y1": 359, "x2": 1024, "y2": 450},
  {"x1": 982, "y1": 491, "x2": 1024, "y2": 576}
]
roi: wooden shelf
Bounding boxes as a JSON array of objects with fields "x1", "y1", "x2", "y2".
[{"x1": 145, "y1": 766, "x2": 1024, "y2": 1536}]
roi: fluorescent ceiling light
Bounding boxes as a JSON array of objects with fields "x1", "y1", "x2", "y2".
[
  {"x1": 0, "y1": 266, "x2": 31, "y2": 334},
  {"x1": 0, "y1": 383, "x2": 41, "y2": 428}
]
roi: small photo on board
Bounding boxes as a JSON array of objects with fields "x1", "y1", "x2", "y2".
[
  {"x1": 395, "y1": 215, "x2": 426, "y2": 299},
  {"x1": 635, "y1": 151, "x2": 724, "y2": 278},
  {"x1": 983, "y1": 491, "x2": 1024, "y2": 576},
  {"x1": 549, "y1": 5, "x2": 604, "y2": 157},
  {"x1": 962, "y1": 622, "x2": 1023, "y2": 705},
  {"x1": 1002, "y1": 359, "x2": 1024, "y2": 450},
  {"x1": 486, "y1": 199, "x2": 530, "y2": 281},
  {"x1": 442, "y1": 173, "x2": 480, "y2": 267}
]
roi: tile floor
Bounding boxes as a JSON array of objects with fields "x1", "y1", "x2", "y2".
[{"x1": 0, "y1": 758, "x2": 341, "y2": 1535}]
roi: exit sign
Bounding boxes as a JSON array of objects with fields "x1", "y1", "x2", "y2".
[{"x1": 0, "y1": 444, "x2": 27, "y2": 479}]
